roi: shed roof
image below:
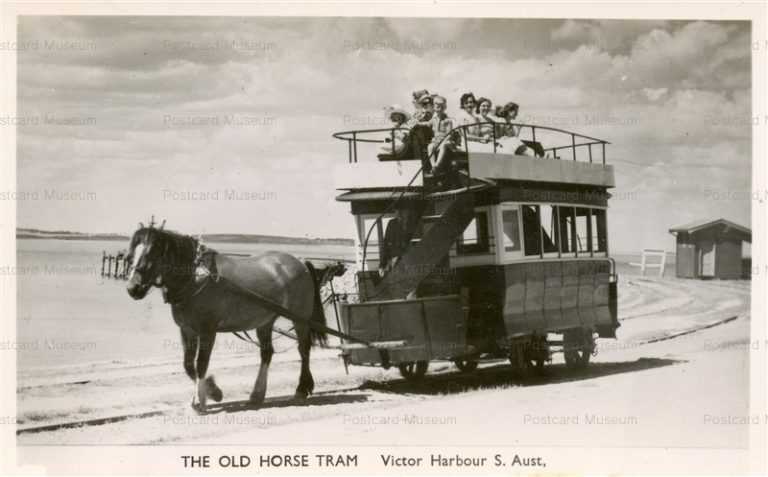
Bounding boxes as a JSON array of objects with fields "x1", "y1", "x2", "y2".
[{"x1": 669, "y1": 218, "x2": 751, "y2": 241}]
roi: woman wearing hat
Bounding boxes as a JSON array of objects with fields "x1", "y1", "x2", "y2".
[
  {"x1": 380, "y1": 105, "x2": 411, "y2": 155},
  {"x1": 407, "y1": 90, "x2": 434, "y2": 126}
]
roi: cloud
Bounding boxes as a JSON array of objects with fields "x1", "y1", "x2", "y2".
[
  {"x1": 643, "y1": 87, "x2": 668, "y2": 101},
  {"x1": 16, "y1": 17, "x2": 752, "y2": 252},
  {"x1": 551, "y1": 19, "x2": 671, "y2": 53}
]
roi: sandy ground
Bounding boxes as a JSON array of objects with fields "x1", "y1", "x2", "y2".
[{"x1": 16, "y1": 275, "x2": 751, "y2": 449}]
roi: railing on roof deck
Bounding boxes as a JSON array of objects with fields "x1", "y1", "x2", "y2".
[{"x1": 332, "y1": 121, "x2": 610, "y2": 166}]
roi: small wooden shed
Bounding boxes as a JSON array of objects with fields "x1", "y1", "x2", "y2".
[{"x1": 669, "y1": 218, "x2": 751, "y2": 279}]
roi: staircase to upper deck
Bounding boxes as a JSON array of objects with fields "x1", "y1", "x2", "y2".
[{"x1": 370, "y1": 191, "x2": 477, "y2": 300}]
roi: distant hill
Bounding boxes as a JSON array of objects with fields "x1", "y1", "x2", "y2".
[
  {"x1": 17, "y1": 228, "x2": 129, "y2": 241},
  {"x1": 16, "y1": 228, "x2": 353, "y2": 246}
]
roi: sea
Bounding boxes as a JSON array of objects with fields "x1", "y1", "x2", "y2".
[{"x1": 14, "y1": 239, "x2": 354, "y2": 372}]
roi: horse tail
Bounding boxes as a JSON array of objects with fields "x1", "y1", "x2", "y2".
[{"x1": 304, "y1": 261, "x2": 328, "y2": 346}]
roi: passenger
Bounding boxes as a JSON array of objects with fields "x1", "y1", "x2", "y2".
[
  {"x1": 407, "y1": 90, "x2": 434, "y2": 126},
  {"x1": 474, "y1": 98, "x2": 497, "y2": 153},
  {"x1": 474, "y1": 97, "x2": 496, "y2": 142},
  {"x1": 428, "y1": 95, "x2": 460, "y2": 181},
  {"x1": 379, "y1": 206, "x2": 417, "y2": 276},
  {"x1": 407, "y1": 90, "x2": 436, "y2": 168},
  {"x1": 456, "y1": 92, "x2": 487, "y2": 148},
  {"x1": 379, "y1": 105, "x2": 410, "y2": 155},
  {"x1": 495, "y1": 102, "x2": 534, "y2": 156}
]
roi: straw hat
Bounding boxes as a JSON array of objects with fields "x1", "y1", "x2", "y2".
[
  {"x1": 385, "y1": 104, "x2": 411, "y2": 122},
  {"x1": 412, "y1": 90, "x2": 433, "y2": 105}
]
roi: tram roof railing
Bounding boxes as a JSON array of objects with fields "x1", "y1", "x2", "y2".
[{"x1": 332, "y1": 121, "x2": 611, "y2": 166}]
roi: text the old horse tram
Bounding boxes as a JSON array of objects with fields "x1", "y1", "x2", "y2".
[{"x1": 332, "y1": 114, "x2": 619, "y2": 379}]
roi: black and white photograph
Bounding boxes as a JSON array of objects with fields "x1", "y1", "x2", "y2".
[{"x1": 1, "y1": 3, "x2": 765, "y2": 475}]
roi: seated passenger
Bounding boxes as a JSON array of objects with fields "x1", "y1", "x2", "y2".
[
  {"x1": 407, "y1": 91, "x2": 436, "y2": 168},
  {"x1": 407, "y1": 90, "x2": 434, "y2": 126},
  {"x1": 428, "y1": 95, "x2": 460, "y2": 179},
  {"x1": 456, "y1": 92, "x2": 487, "y2": 149},
  {"x1": 495, "y1": 102, "x2": 535, "y2": 156},
  {"x1": 379, "y1": 105, "x2": 410, "y2": 156},
  {"x1": 473, "y1": 97, "x2": 498, "y2": 153}
]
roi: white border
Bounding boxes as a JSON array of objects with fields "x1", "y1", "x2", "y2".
[{"x1": 1, "y1": 2, "x2": 765, "y2": 476}]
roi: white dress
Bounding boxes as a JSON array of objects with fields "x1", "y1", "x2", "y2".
[
  {"x1": 379, "y1": 125, "x2": 409, "y2": 155},
  {"x1": 495, "y1": 121, "x2": 529, "y2": 155}
]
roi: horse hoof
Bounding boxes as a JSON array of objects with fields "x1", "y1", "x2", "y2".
[
  {"x1": 249, "y1": 393, "x2": 265, "y2": 408},
  {"x1": 205, "y1": 377, "x2": 223, "y2": 403},
  {"x1": 293, "y1": 390, "x2": 309, "y2": 401},
  {"x1": 190, "y1": 401, "x2": 207, "y2": 415}
]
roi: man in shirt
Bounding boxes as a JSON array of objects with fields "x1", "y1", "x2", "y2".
[
  {"x1": 428, "y1": 95, "x2": 460, "y2": 183},
  {"x1": 407, "y1": 90, "x2": 435, "y2": 168}
]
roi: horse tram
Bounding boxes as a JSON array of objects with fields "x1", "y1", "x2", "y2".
[
  {"x1": 115, "y1": 116, "x2": 620, "y2": 416},
  {"x1": 331, "y1": 120, "x2": 619, "y2": 380}
]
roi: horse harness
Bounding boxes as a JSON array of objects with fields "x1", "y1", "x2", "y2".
[
  {"x1": 161, "y1": 246, "x2": 220, "y2": 307},
  {"x1": 160, "y1": 247, "x2": 372, "y2": 349}
]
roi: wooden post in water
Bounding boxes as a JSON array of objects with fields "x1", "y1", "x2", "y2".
[
  {"x1": 112, "y1": 254, "x2": 120, "y2": 278},
  {"x1": 101, "y1": 252, "x2": 106, "y2": 277}
]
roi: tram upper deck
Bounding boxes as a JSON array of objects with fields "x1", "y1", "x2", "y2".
[{"x1": 332, "y1": 122, "x2": 614, "y2": 191}]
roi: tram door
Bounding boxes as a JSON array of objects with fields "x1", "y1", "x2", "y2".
[{"x1": 699, "y1": 239, "x2": 716, "y2": 278}]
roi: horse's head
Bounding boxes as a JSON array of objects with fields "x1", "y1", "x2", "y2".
[{"x1": 125, "y1": 225, "x2": 168, "y2": 300}]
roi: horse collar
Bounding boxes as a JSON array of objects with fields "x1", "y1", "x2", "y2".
[{"x1": 163, "y1": 249, "x2": 220, "y2": 307}]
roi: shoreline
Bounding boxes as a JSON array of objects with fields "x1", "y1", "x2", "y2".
[{"x1": 17, "y1": 231, "x2": 353, "y2": 246}]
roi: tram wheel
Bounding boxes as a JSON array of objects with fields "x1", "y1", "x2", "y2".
[
  {"x1": 453, "y1": 359, "x2": 479, "y2": 373},
  {"x1": 398, "y1": 361, "x2": 429, "y2": 381},
  {"x1": 563, "y1": 329, "x2": 594, "y2": 370}
]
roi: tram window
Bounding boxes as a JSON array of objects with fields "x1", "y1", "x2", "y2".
[
  {"x1": 457, "y1": 211, "x2": 489, "y2": 254},
  {"x1": 521, "y1": 205, "x2": 541, "y2": 256},
  {"x1": 502, "y1": 208, "x2": 521, "y2": 252},
  {"x1": 575, "y1": 207, "x2": 591, "y2": 254},
  {"x1": 539, "y1": 205, "x2": 559, "y2": 254},
  {"x1": 591, "y1": 208, "x2": 607, "y2": 253},
  {"x1": 557, "y1": 206, "x2": 576, "y2": 253}
]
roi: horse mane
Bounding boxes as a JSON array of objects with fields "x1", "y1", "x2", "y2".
[
  {"x1": 135, "y1": 227, "x2": 199, "y2": 275},
  {"x1": 160, "y1": 230, "x2": 198, "y2": 268}
]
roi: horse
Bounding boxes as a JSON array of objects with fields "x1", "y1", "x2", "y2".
[{"x1": 124, "y1": 223, "x2": 338, "y2": 413}]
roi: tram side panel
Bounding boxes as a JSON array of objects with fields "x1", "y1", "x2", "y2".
[{"x1": 493, "y1": 260, "x2": 618, "y2": 339}]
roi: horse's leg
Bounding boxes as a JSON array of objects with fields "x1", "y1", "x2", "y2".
[
  {"x1": 249, "y1": 324, "x2": 274, "y2": 406},
  {"x1": 294, "y1": 325, "x2": 314, "y2": 401},
  {"x1": 180, "y1": 327, "x2": 200, "y2": 409},
  {"x1": 194, "y1": 329, "x2": 217, "y2": 413}
]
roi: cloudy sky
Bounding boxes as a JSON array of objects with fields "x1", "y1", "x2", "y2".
[{"x1": 16, "y1": 17, "x2": 751, "y2": 252}]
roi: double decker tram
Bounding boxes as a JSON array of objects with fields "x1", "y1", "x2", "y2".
[{"x1": 332, "y1": 120, "x2": 619, "y2": 379}]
